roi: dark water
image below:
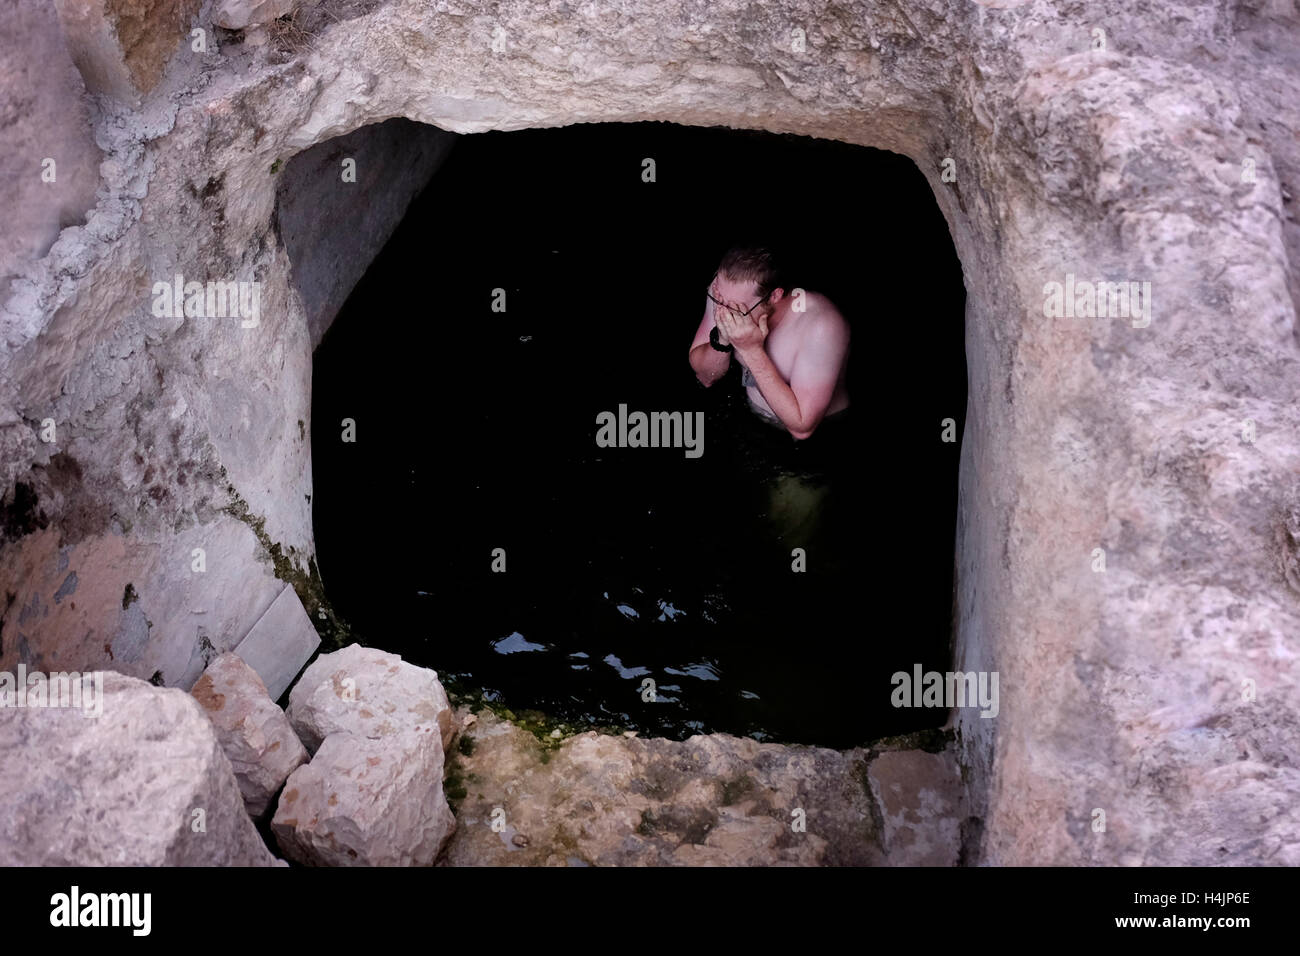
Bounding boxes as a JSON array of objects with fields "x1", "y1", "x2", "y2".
[{"x1": 311, "y1": 122, "x2": 966, "y2": 749}]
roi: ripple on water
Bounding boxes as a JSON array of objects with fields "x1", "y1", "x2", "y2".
[{"x1": 491, "y1": 632, "x2": 547, "y2": 655}]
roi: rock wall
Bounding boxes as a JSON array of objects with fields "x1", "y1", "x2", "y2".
[
  {"x1": 276, "y1": 117, "x2": 458, "y2": 350},
  {"x1": 1, "y1": 0, "x2": 1298, "y2": 865},
  {"x1": 0, "y1": 0, "x2": 104, "y2": 292}
]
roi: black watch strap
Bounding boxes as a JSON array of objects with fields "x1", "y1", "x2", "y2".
[{"x1": 709, "y1": 325, "x2": 733, "y2": 352}]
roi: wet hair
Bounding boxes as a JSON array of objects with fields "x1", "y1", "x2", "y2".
[{"x1": 717, "y1": 243, "x2": 785, "y2": 301}]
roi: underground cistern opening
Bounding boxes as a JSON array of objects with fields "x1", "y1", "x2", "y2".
[{"x1": 288, "y1": 119, "x2": 969, "y2": 749}]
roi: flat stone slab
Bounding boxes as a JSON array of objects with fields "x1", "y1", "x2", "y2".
[
  {"x1": 234, "y1": 584, "x2": 320, "y2": 702},
  {"x1": 438, "y1": 707, "x2": 965, "y2": 866}
]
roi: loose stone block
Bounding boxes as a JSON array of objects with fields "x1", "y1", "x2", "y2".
[
  {"x1": 271, "y1": 725, "x2": 455, "y2": 866},
  {"x1": 191, "y1": 652, "x2": 308, "y2": 818},
  {"x1": 0, "y1": 671, "x2": 283, "y2": 865},
  {"x1": 286, "y1": 642, "x2": 453, "y2": 755}
]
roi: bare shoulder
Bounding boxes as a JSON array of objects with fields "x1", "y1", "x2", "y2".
[{"x1": 798, "y1": 292, "x2": 849, "y2": 340}]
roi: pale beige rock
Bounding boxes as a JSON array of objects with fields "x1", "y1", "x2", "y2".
[
  {"x1": 439, "y1": 706, "x2": 962, "y2": 866},
  {"x1": 287, "y1": 643, "x2": 453, "y2": 754},
  {"x1": 191, "y1": 652, "x2": 308, "y2": 818},
  {"x1": 0, "y1": 671, "x2": 283, "y2": 865},
  {"x1": 271, "y1": 725, "x2": 454, "y2": 866},
  {"x1": 213, "y1": 0, "x2": 295, "y2": 31},
  {"x1": 0, "y1": 0, "x2": 103, "y2": 292}
]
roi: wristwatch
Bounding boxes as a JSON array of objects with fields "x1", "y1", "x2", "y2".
[{"x1": 709, "y1": 325, "x2": 733, "y2": 353}]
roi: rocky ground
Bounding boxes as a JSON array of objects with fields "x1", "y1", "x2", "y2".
[
  {"x1": 0, "y1": 643, "x2": 966, "y2": 866},
  {"x1": 438, "y1": 705, "x2": 966, "y2": 866}
]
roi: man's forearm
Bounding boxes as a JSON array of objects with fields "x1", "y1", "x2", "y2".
[
  {"x1": 690, "y1": 342, "x2": 731, "y2": 387},
  {"x1": 736, "y1": 345, "x2": 808, "y2": 436}
]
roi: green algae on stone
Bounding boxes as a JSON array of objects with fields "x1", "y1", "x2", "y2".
[
  {"x1": 442, "y1": 684, "x2": 633, "y2": 747},
  {"x1": 849, "y1": 756, "x2": 888, "y2": 844},
  {"x1": 442, "y1": 748, "x2": 471, "y2": 810},
  {"x1": 864, "y1": 726, "x2": 952, "y2": 755},
  {"x1": 720, "y1": 774, "x2": 756, "y2": 806},
  {"x1": 445, "y1": 780, "x2": 468, "y2": 804},
  {"x1": 221, "y1": 474, "x2": 353, "y2": 649}
]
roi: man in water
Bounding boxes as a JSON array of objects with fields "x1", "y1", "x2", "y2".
[
  {"x1": 687, "y1": 244, "x2": 853, "y2": 561},
  {"x1": 687, "y1": 244, "x2": 850, "y2": 439}
]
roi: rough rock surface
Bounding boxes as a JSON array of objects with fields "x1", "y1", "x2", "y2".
[
  {"x1": 868, "y1": 749, "x2": 966, "y2": 866},
  {"x1": 0, "y1": 1, "x2": 104, "y2": 291},
  {"x1": 213, "y1": 0, "x2": 296, "y2": 31},
  {"x1": 0, "y1": 670, "x2": 283, "y2": 865},
  {"x1": 1, "y1": 0, "x2": 1298, "y2": 865},
  {"x1": 53, "y1": 0, "x2": 202, "y2": 103},
  {"x1": 271, "y1": 724, "x2": 455, "y2": 866},
  {"x1": 287, "y1": 642, "x2": 453, "y2": 754},
  {"x1": 439, "y1": 707, "x2": 964, "y2": 866},
  {"x1": 276, "y1": 117, "x2": 458, "y2": 349},
  {"x1": 191, "y1": 651, "x2": 308, "y2": 817}
]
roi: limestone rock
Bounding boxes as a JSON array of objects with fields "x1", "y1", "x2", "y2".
[
  {"x1": 287, "y1": 643, "x2": 453, "y2": 754},
  {"x1": 52, "y1": 0, "x2": 200, "y2": 104},
  {"x1": 271, "y1": 725, "x2": 455, "y2": 866},
  {"x1": 0, "y1": 671, "x2": 283, "y2": 865},
  {"x1": 439, "y1": 706, "x2": 962, "y2": 866},
  {"x1": 191, "y1": 652, "x2": 308, "y2": 818},
  {"x1": 867, "y1": 750, "x2": 965, "y2": 866},
  {"x1": 0, "y1": 1, "x2": 102, "y2": 292},
  {"x1": 212, "y1": 0, "x2": 295, "y2": 31}
]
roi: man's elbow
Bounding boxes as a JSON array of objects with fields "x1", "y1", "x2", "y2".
[
  {"x1": 788, "y1": 413, "x2": 824, "y2": 440},
  {"x1": 688, "y1": 350, "x2": 718, "y2": 387}
]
